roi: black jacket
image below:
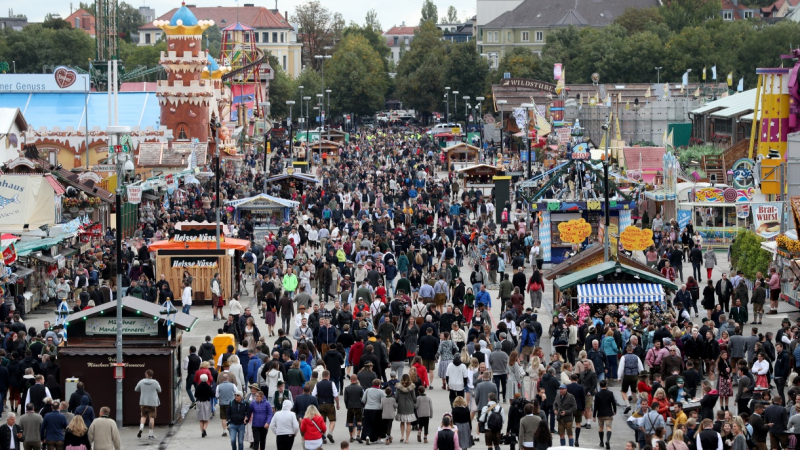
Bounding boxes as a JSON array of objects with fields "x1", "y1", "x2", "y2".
[
  {"x1": 0, "y1": 423, "x2": 21, "y2": 450},
  {"x1": 68, "y1": 388, "x2": 92, "y2": 413},
  {"x1": 198, "y1": 343, "x2": 216, "y2": 362},
  {"x1": 592, "y1": 389, "x2": 617, "y2": 418},
  {"x1": 227, "y1": 399, "x2": 249, "y2": 425},
  {"x1": 418, "y1": 335, "x2": 439, "y2": 361}
]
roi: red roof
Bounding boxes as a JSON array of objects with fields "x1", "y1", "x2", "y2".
[
  {"x1": 383, "y1": 26, "x2": 418, "y2": 36},
  {"x1": 65, "y1": 9, "x2": 95, "y2": 35},
  {"x1": 140, "y1": 6, "x2": 292, "y2": 31},
  {"x1": 44, "y1": 174, "x2": 65, "y2": 195},
  {"x1": 622, "y1": 147, "x2": 665, "y2": 182},
  {"x1": 721, "y1": 0, "x2": 751, "y2": 19}
]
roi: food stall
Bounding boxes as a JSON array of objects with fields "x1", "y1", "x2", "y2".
[
  {"x1": 266, "y1": 172, "x2": 320, "y2": 199},
  {"x1": 307, "y1": 139, "x2": 341, "y2": 166},
  {"x1": 455, "y1": 164, "x2": 501, "y2": 194},
  {"x1": 147, "y1": 224, "x2": 251, "y2": 304},
  {"x1": 60, "y1": 296, "x2": 197, "y2": 426},
  {"x1": 444, "y1": 143, "x2": 481, "y2": 171},
  {"x1": 677, "y1": 185, "x2": 755, "y2": 248}
]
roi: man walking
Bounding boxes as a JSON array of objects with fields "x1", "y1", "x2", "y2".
[
  {"x1": 18, "y1": 403, "x2": 42, "y2": 450},
  {"x1": 216, "y1": 374, "x2": 236, "y2": 437},
  {"x1": 87, "y1": 407, "x2": 121, "y2": 450},
  {"x1": 135, "y1": 369, "x2": 162, "y2": 439},
  {"x1": 554, "y1": 383, "x2": 577, "y2": 446},
  {"x1": 311, "y1": 370, "x2": 339, "y2": 444},
  {"x1": 227, "y1": 391, "x2": 249, "y2": 450}
]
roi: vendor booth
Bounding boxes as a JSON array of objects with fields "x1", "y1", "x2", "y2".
[
  {"x1": 59, "y1": 296, "x2": 197, "y2": 426},
  {"x1": 456, "y1": 164, "x2": 501, "y2": 194},
  {"x1": 677, "y1": 185, "x2": 755, "y2": 248},
  {"x1": 267, "y1": 173, "x2": 320, "y2": 199},
  {"x1": 148, "y1": 224, "x2": 251, "y2": 304},
  {"x1": 308, "y1": 139, "x2": 341, "y2": 166},
  {"x1": 226, "y1": 193, "x2": 298, "y2": 231},
  {"x1": 553, "y1": 260, "x2": 678, "y2": 328},
  {"x1": 444, "y1": 143, "x2": 481, "y2": 171}
]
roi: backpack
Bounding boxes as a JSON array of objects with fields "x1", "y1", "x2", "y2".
[{"x1": 487, "y1": 405, "x2": 503, "y2": 432}]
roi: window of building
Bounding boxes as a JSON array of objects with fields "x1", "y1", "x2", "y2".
[
  {"x1": 521, "y1": 31, "x2": 529, "y2": 42},
  {"x1": 145, "y1": 33, "x2": 151, "y2": 44},
  {"x1": 722, "y1": 10, "x2": 733, "y2": 20},
  {"x1": 263, "y1": 32, "x2": 269, "y2": 42},
  {"x1": 273, "y1": 32, "x2": 278, "y2": 42},
  {"x1": 489, "y1": 52, "x2": 499, "y2": 69},
  {"x1": 282, "y1": 55, "x2": 287, "y2": 71},
  {"x1": 244, "y1": 33, "x2": 250, "y2": 43},
  {"x1": 75, "y1": 18, "x2": 80, "y2": 28},
  {"x1": 714, "y1": 118, "x2": 733, "y2": 134},
  {"x1": 155, "y1": 32, "x2": 161, "y2": 41},
  {"x1": 743, "y1": 10, "x2": 753, "y2": 18},
  {"x1": 536, "y1": 31, "x2": 544, "y2": 42},
  {"x1": 404, "y1": 37, "x2": 409, "y2": 45},
  {"x1": 176, "y1": 123, "x2": 189, "y2": 141},
  {"x1": 393, "y1": 36, "x2": 399, "y2": 45},
  {"x1": 254, "y1": 33, "x2": 259, "y2": 43},
  {"x1": 507, "y1": 31, "x2": 512, "y2": 42},
  {"x1": 281, "y1": 32, "x2": 285, "y2": 43}
]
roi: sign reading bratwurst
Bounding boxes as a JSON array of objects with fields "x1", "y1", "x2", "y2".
[
  {"x1": 499, "y1": 78, "x2": 557, "y2": 94},
  {"x1": 171, "y1": 257, "x2": 219, "y2": 269}
]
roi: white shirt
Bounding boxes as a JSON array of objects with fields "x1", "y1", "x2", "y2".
[
  {"x1": 294, "y1": 312, "x2": 310, "y2": 328},
  {"x1": 229, "y1": 299, "x2": 243, "y2": 316},
  {"x1": 7, "y1": 424, "x2": 14, "y2": 449},
  {"x1": 695, "y1": 427, "x2": 723, "y2": 450},
  {"x1": 24, "y1": 385, "x2": 52, "y2": 409},
  {"x1": 182, "y1": 286, "x2": 192, "y2": 306},
  {"x1": 312, "y1": 381, "x2": 339, "y2": 398}
]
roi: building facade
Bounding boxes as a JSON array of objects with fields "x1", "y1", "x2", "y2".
[
  {"x1": 64, "y1": 9, "x2": 95, "y2": 37},
  {"x1": 383, "y1": 25, "x2": 418, "y2": 65},
  {"x1": 138, "y1": 5, "x2": 302, "y2": 78}
]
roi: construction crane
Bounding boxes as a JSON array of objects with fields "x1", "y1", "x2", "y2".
[{"x1": 92, "y1": 0, "x2": 120, "y2": 91}]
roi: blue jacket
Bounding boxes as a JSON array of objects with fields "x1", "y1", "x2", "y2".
[
  {"x1": 300, "y1": 361, "x2": 312, "y2": 381},
  {"x1": 475, "y1": 290, "x2": 492, "y2": 308},
  {"x1": 247, "y1": 398, "x2": 274, "y2": 427},
  {"x1": 520, "y1": 327, "x2": 537, "y2": 349},
  {"x1": 40, "y1": 411, "x2": 68, "y2": 441},
  {"x1": 247, "y1": 355, "x2": 262, "y2": 383},
  {"x1": 317, "y1": 326, "x2": 338, "y2": 346},
  {"x1": 602, "y1": 336, "x2": 619, "y2": 356}
]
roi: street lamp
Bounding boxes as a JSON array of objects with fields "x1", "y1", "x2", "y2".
[
  {"x1": 325, "y1": 89, "x2": 332, "y2": 142},
  {"x1": 445, "y1": 87, "x2": 451, "y2": 123},
  {"x1": 655, "y1": 67, "x2": 663, "y2": 84},
  {"x1": 316, "y1": 94, "x2": 324, "y2": 159},
  {"x1": 496, "y1": 100, "x2": 507, "y2": 159},
  {"x1": 298, "y1": 85, "x2": 304, "y2": 131},
  {"x1": 314, "y1": 47, "x2": 332, "y2": 130},
  {"x1": 602, "y1": 117, "x2": 611, "y2": 261},
  {"x1": 453, "y1": 91, "x2": 459, "y2": 129},
  {"x1": 476, "y1": 96, "x2": 485, "y2": 149},
  {"x1": 303, "y1": 96, "x2": 311, "y2": 142},
  {"x1": 286, "y1": 100, "x2": 295, "y2": 164},
  {"x1": 259, "y1": 101, "x2": 271, "y2": 191},
  {"x1": 463, "y1": 96, "x2": 470, "y2": 125}
]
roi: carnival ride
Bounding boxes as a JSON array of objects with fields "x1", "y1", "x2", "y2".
[{"x1": 220, "y1": 22, "x2": 266, "y2": 124}]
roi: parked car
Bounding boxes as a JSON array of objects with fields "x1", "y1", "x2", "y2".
[{"x1": 426, "y1": 123, "x2": 461, "y2": 135}]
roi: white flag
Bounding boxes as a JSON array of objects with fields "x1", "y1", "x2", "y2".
[
  {"x1": 737, "y1": 77, "x2": 744, "y2": 92},
  {"x1": 712, "y1": 65, "x2": 717, "y2": 80},
  {"x1": 682, "y1": 71, "x2": 689, "y2": 86}
]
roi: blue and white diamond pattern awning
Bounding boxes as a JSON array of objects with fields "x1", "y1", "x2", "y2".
[{"x1": 577, "y1": 283, "x2": 665, "y2": 304}]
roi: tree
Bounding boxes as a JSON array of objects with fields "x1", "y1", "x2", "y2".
[
  {"x1": 364, "y1": 9, "x2": 381, "y2": 32},
  {"x1": 327, "y1": 34, "x2": 389, "y2": 117},
  {"x1": 730, "y1": 230, "x2": 772, "y2": 281},
  {"x1": 42, "y1": 16, "x2": 72, "y2": 30},
  {"x1": 343, "y1": 23, "x2": 391, "y2": 70},
  {"x1": 292, "y1": 0, "x2": 338, "y2": 70},
  {"x1": 395, "y1": 21, "x2": 446, "y2": 121},
  {"x1": 492, "y1": 47, "x2": 541, "y2": 84},
  {"x1": 660, "y1": 0, "x2": 722, "y2": 32},
  {"x1": 614, "y1": 7, "x2": 664, "y2": 35},
  {"x1": 202, "y1": 24, "x2": 222, "y2": 60},
  {"x1": 118, "y1": 2, "x2": 145, "y2": 41},
  {"x1": 267, "y1": 65, "x2": 295, "y2": 119},
  {"x1": 420, "y1": 0, "x2": 438, "y2": 24},
  {"x1": 444, "y1": 41, "x2": 489, "y2": 118},
  {"x1": 119, "y1": 40, "x2": 166, "y2": 80},
  {"x1": 0, "y1": 25, "x2": 94, "y2": 73},
  {"x1": 445, "y1": 6, "x2": 459, "y2": 24}
]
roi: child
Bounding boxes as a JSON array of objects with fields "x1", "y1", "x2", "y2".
[
  {"x1": 382, "y1": 372, "x2": 400, "y2": 396},
  {"x1": 415, "y1": 385, "x2": 434, "y2": 443},
  {"x1": 380, "y1": 387, "x2": 397, "y2": 444}
]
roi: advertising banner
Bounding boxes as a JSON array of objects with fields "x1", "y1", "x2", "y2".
[
  {"x1": 557, "y1": 218, "x2": 592, "y2": 244},
  {"x1": 751, "y1": 202, "x2": 782, "y2": 239},
  {"x1": 677, "y1": 210, "x2": 692, "y2": 231},
  {"x1": 620, "y1": 226, "x2": 654, "y2": 251},
  {"x1": 127, "y1": 186, "x2": 142, "y2": 204},
  {"x1": 170, "y1": 257, "x2": 219, "y2": 269}
]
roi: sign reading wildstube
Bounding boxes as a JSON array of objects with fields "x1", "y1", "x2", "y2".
[
  {"x1": 170, "y1": 228, "x2": 223, "y2": 242},
  {"x1": 171, "y1": 257, "x2": 219, "y2": 269},
  {"x1": 499, "y1": 78, "x2": 557, "y2": 94}
]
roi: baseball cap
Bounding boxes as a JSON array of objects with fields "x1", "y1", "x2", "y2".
[
  {"x1": 677, "y1": 377, "x2": 685, "y2": 384},
  {"x1": 559, "y1": 384, "x2": 567, "y2": 389}
]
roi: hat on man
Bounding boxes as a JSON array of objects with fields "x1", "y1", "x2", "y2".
[
  {"x1": 677, "y1": 377, "x2": 685, "y2": 385},
  {"x1": 559, "y1": 384, "x2": 567, "y2": 389}
]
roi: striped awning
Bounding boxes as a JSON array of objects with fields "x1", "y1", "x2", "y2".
[{"x1": 577, "y1": 283, "x2": 664, "y2": 304}]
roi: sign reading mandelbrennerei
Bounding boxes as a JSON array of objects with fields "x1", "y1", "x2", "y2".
[
  {"x1": 85, "y1": 318, "x2": 158, "y2": 335},
  {"x1": 499, "y1": 78, "x2": 557, "y2": 94}
]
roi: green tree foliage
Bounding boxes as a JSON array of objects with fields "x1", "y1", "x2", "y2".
[
  {"x1": 614, "y1": 7, "x2": 664, "y2": 35},
  {"x1": 119, "y1": 40, "x2": 166, "y2": 80},
  {"x1": 660, "y1": 0, "x2": 722, "y2": 32},
  {"x1": 420, "y1": 0, "x2": 438, "y2": 24},
  {"x1": 292, "y1": 1, "x2": 340, "y2": 70},
  {"x1": 492, "y1": 47, "x2": 541, "y2": 85},
  {"x1": 0, "y1": 24, "x2": 94, "y2": 73},
  {"x1": 676, "y1": 144, "x2": 723, "y2": 166},
  {"x1": 730, "y1": 230, "x2": 772, "y2": 281},
  {"x1": 342, "y1": 23, "x2": 391, "y2": 70},
  {"x1": 79, "y1": 2, "x2": 143, "y2": 41},
  {"x1": 268, "y1": 65, "x2": 295, "y2": 119},
  {"x1": 444, "y1": 41, "x2": 489, "y2": 116},
  {"x1": 364, "y1": 9, "x2": 381, "y2": 32},
  {"x1": 43, "y1": 16, "x2": 72, "y2": 30},
  {"x1": 202, "y1": 24, "x2": 222, "y2": 60},
  {"x1": 445, "y1": 6, "x2": 460, "y2": 24},
  {"x1": 327, "y1": 34, "x2": 389, "y2": 117},
  {"x1": 395, "y1": 21, "x2": 446, "y2": 120}
]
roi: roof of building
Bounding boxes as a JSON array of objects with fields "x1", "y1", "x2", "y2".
[
  {"x1": 66, "y1": 296, "x2": 198, "y2": 331},
  {"x1": 64, "y1": 9, "x2": 96, "y2": 35},
  {"x1": 484, "y1": 0, "x2": 660, "y2": 29},
  {"x1": 0, "y1": 92, "x2": 160, "y2": 130},
  {"x1": 222, "y1": 22, "x2": 253, "y2": 31},
  {"x1": 721, "y1": 0, "x2": 753, "y2": 19},
  {"x1": 171, "y1": 4, "x2": 199, "y2": 26},
  {"x1": 690, "y1": 89, "x2": 757, "y2": 116},
  {"x1": 384, "y1": 26, "x2": 418, "y2": 36},
  {"x1": 140, "y1": 6, "x2": 292, "y2": 31},
  {"x1": 622, "y1": 147, "x2": 665, "y2": 170},
  {"x1": 50, "y1": 166, "x2": 115, "y2": 204},
  {"x1": 137, "y1": 142, "x2": 208, "y2": 168},
  {"x1": 0, "y1": 108, "x2": 29, "y2": 135}
]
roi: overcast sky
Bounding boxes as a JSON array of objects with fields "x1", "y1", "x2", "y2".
[{"x1": 17, "y1": 0, "x2": 476, "y2": 31}]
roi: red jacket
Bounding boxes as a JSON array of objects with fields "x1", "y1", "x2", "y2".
[
  {"x1": 194, "y1": 368, "x2": 213, "y2": 386},
  {"x1": 652, "y1": 397, "x2": 670, "y2": 419},
  {"x1": 413, "y1": 362, "x2": 429, "y2": 387},
  {"x1": 638, "y1": 381, "x2": 652, "y2": 398},
  {"x1": 300, "y1": 415, "x2": 327, "y2": 441},
  {"x1": 349, "y1": 341, "x2": 364, "y2": 366}
]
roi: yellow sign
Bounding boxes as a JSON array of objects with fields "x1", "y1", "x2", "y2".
[
  {"x1": 620, "y1": 226, "x2": 654, "y2": 251},
  {"x1": 558, "y1": 219, "x2": 593, "y2": 244},
  {"x1": 450, "y1": 127, "x2": 461, "y2": 134}
]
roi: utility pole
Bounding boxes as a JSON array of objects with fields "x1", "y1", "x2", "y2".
[
  {"x1": 497, "y1": 100, "x2": 507, "y2": 159},
  {"x1": 603, "y1": 117, "x2": 611, "y2": 262},
  {"x1": 259, "y1": 102, "x2": 271, "y2": 192},
  {"x1": 445, "y1": 87, "x2": 450, "y2": 123}
]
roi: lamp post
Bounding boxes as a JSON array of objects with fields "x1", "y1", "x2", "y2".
[
  {"x1": 602, "y1": 117, "x2": 611, "y2": 262},
  {"x1": 325, "y1": 89, "x2": 331, "y2": 142},
  {"x1": 496, "y1": 100, "x2": 507, "y2": 159},
  {"x1": 316, "y1": 94, "x2": 324, "y2": 160},
  {"x1": 463, "y1": 96, "x2": 470, "y2": 124},
  {"x1": 303, "y1": 96, "x2": 311, "y2": 143},
  {"x1": 452, "y1": 91, "x2": 459, "y2": 128},
  {"x1": 476, "y1": 96, "x2": 485, "y2": 149},
  {"x1": 298, "y1": 85, "x2": 304, "y2": 132},
  {"x1": 286, "y1": 101, "x2": 295, "y2": 166},
  {"x1": 259, "y1": 102, "x2": 271, "y2": 191},
  {"x1": 314, "y1": 47, "x2": 332, "y2": 130},
  {"x1": 445, "y1": 87, "x2": 451, "y2": 123},
  {"x1": 655, "y1": 67, "x2": 663, "y2": 84},
  {"x1": 520, "y1": 103, "x2": 534, "y2": 178}
]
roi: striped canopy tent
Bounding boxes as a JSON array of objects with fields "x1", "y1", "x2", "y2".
[{"x1": 577, "y1": 283, "x2": 665, "y2": 304}]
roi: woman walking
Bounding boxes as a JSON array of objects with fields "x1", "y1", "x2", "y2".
[
  {"x1": 64, "y1": 416, "x2": 91, "y2": 450},
  {"x1": 195, "y1": 374, "x2": 214, "y2": 437},
  {"x1": 527, "y1": 270, "x2": 543, "y2": 311},
  {"x1": 299, "y1": 405, "x2": 326, "y2": 450},
  {"x1": 704, "y1": 247, "x2": 717, "y2": 280},
  {"x1": 270, "y1": 400, "x2": 299, "y2": 449},
  {"x1": 507, "y1": 351, "x2": 525, "y2": 399},
  {"x1": 263, "y1": 293, "x2": 277, "y2": 337},
  {"x1": 396, "y1": 374, "x2": 418, "y2": 443},
  {"x1": 717, "y1": 349, "x2": 733, "y2": 411},
  {"x1": 286, "y1": 360, "x2": 306, "y2": 401},
  {"x1": 437, "y1": 332, "x2": 457, "y2": 390},
  {"x1": 248, "y1": 390, "x2": 273, "y2": 450},
  {"x1": 361, "y1": 379, "x2": 384, "y2": 445},
  {"x1": 451, "y1": 396, "x2": 472, "y2": 450}
]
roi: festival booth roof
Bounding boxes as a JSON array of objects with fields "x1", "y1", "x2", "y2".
[
  {"x1": 553, "y1": 261, "x2": 678, "y2": 292},
  {"x1": 443, "y1": 143, "x2": 481, "y2": 153},
  {"x1": 455, "y1": 164, "x2": 501, "y2": 175},
  {"x1": 577, "y1": 283, "x2": 665, "y2": 304},
  {"x1": 544, "y1": 245, "x2": 661, "y2": 280},
  {"x1": 147, "y1": 238, "x2": 251, "y2": 252},
  {"x1": 267, "y1": 173, "x2": 320, "y2": 184},
  {"x1": 306, "y1": 139, "x2": 341, "y2": 150},
  {"x1": 66, "y1": 296, "x2": 198, "y2": 331},
  {"x1": 225, "y1": 193, "x2": 299, "y2": 210}
]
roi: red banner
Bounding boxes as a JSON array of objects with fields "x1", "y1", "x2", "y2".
[{"x1": 3, "y1": 244, "x2": 16, "y2": 265}]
